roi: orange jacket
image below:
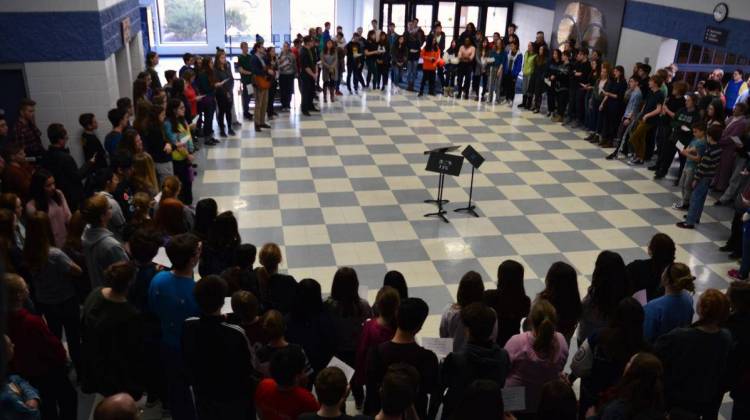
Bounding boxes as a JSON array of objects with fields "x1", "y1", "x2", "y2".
[{"x1": 421, "y1": 48, "x2": 441, "y2": 71}]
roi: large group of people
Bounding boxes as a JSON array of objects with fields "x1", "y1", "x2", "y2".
[{"x1": 0, "y1": 16, "x2": 750, "y2": 420}]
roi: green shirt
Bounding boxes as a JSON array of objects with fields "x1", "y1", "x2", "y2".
[
  {"x1": 238, "y1": 53, "x2": 252, "y2": 84},
  {"x1": 522, "y1": 52, "x2": 537, "y2": 76}
]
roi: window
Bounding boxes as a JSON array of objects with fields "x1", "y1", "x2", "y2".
[
  {"x1": 157, "y1": 0, "x2": 207, "y2": 43},
  {"x1": 676, "y1": 43, "x2": 690, "y2": 64},
  {"x1": 484, "y1": 7, "x2": 508, "y2": 38},
  {"x1": 688, "y1": 45, "x2": 702, "y2": 64},
  {"x1": 713, "y1": 50, "x2": 726, "y2": 65},
  {"x1": 290, "y1": 0, "x2": 335, "y2": 40},
  {"x1": 438, "y1": 2, "x2": 456, "y2": 45},
  {"x1": 225, "y1": 0, "x2": 271, "y2": 46},
  {"x1": 458, "y1": 6, "x2": 479, "y2": 35},
  {"x1": 701, "y1": 47, "x2": 713, "y2": 64},
  {"x1": 416, "y1": 4, "x2": 433, "y2": 29},
  {"x1": 392, "y1": 4, "x2": 407, "y2": 35}
]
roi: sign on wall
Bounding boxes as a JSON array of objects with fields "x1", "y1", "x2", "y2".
[
  {"x1": 704, "y1": 26, "x2": 729, "y2": 47},
  {"x1": 122, "y1": 17, "x2": 131, "y2": 45}
]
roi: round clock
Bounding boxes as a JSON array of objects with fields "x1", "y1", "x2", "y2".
[{"x1": 713, "y1": 3, "x2": 728, "y2": 23}]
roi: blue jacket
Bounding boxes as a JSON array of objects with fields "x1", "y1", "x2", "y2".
[
  {"x1": 148, "y1": 271, "x2": 200, "y2": 350},
  {"x1": 505, "y1": 51, "x2": 522, "y2": 78},
  {"x1": 0, "y1": 375, "x2": 41, "y2": 420}
]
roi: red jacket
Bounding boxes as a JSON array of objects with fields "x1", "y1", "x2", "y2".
[{"x1": 6, "y1": 308, "x2": 67, "y2": 378}]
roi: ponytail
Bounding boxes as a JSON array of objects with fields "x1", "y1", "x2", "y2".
[
  {"x1": 663, "y1": 262, "x2": 696, "y2": 293},
  {"x1": 530, "y1": 299, "x2": 558, "y2": 358},
  {"x1": 256, "y1": 266, "x2": 271, "y2": 302}
]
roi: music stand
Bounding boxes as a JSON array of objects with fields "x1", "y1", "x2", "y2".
[
  {"x1": 455, "y1": 145, "x2": 485, "y2": 217},
  {"x1": 425, "y1": 152, "x2": 464, "y2": 223},
  {"x1": 423, "y1": 145, "x2": 461, "y2": 207}
]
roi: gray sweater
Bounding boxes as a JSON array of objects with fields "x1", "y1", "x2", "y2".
[{"x1": 82, "y1": 226, "x2": 129, "y2": 288}]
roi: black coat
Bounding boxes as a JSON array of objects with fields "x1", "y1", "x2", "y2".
[{"x1": 41, "y1": 146, "x2": 87, "y2": 211}]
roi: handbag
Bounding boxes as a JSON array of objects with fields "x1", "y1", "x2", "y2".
[{"x1": 254, "y1": 74, "x2": 271, "y2": 90}]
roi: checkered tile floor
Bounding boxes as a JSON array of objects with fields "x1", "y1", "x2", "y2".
[
  {"x1": 191, "y1": 91, "x2": 737, "y2": 418},
  {"x1": 194, "y1": 89, "x2": 739, "y2": 319}
]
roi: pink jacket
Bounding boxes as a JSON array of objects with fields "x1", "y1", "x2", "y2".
[{"x1": 504, "y1": 331, "x2": 569, "y2": 413}]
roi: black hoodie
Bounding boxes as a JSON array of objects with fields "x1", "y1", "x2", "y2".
[{"x1": 440, "y1": 340, "x2": 511, "y2": 420}]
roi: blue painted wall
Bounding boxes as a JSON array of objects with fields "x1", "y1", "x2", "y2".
[
  {"x1": 0, "y1": 0, "x2": 140, "y2": 63},
  {"x1": 517, "y1": 0, "x2": 555, "y2": 10}
]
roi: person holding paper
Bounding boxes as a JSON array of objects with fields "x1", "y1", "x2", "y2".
[
  {"x1": 364, "y1": 298, "x2": 439, "y2": 420},
  {"x1": 163, "y1": 99, "x2": 195, "y2": 205},
  {"x1": 504, "y1": 299, "x2": 569, "y2": 416},
  {"x1": 212, "y1": 49, "x2": 236, "y2": 138},
  {"x1": 441, "y1": 303, "x2": 510, "y2": 420},
  {"x1": 642, "y1": 262, "x2": 695, "y2": 342}
]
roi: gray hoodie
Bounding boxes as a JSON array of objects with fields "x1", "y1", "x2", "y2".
[{"x1": 82, "y1": 226, "x2": 129, "y2": 288}]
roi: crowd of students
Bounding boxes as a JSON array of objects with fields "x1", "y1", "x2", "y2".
[{"x1": 1, "y1": 17, "x2": 750, "y2": 420}]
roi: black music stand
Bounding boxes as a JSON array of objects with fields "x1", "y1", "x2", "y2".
[
  {"x1": 425, "y1": 152, "x2": 464, "y2": 223},
  {"x1": 455, "y1": 145, "x2": 485, "y2": 218},
  {"x1": 423, "y1": 145, "x2": 461, "y2": 207}
]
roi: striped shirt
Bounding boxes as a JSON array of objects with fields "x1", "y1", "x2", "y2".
[{"x1": 695, "y1": 143, "x2": 722, "y2": 180}]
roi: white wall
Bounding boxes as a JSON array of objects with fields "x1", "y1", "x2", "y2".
[
  {"x1": 25, "y1": 55, "x2": 122, "y2": 164},
  {"x1": 634, "y1": 0, "x2": 750, "y2": 22},
  {"x1": 511, "y1": 3, "x2": 555, "y2": 51},
  {"x1": 615, "y1": 27, "x2": 674, "y2": 76}
]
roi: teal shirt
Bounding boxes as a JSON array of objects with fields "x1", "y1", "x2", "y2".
[{"x1": 685, "y1": 137, "x2": 707, "y2": 171}]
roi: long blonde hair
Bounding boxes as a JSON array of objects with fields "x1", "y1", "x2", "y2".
[
  {"x1": 132, "y1": 153, "x2": 158, "y2": 195},
  {"x1": 530, "y1": 299, "x2": 558, "y2": 358}
]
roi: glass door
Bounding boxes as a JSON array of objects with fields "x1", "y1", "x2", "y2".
[
  {"x1": 458, "y1": 5, "x2": 479, "y2": 38},
  {"x1": 381, "y1": 2, "x2": 408, "y2": 34},
  {"x1": 438, "y1": 2, "x2": 456, "y2": 45},
  {"x1": 484, "y1": 6, "x2": 508, "y2": 39},
  {"x1": 415, "y1": 4, "x2": 434, "y2": 32}
]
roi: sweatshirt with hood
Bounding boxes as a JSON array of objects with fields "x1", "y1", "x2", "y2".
[
  {"x1": 440, "y1": 340, "x2": 511, "y2": 420},
  {"x1": 82, "y1": 226, "x2": 129, "y2": 288}
]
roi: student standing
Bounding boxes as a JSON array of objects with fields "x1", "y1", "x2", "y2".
[
  {"x1": 502, "y1": 42, "x2": 522, "y2": 105},
  {"x1": 300, "y1": 36, "x2": 319, "y2": 116},
  {"x1": 376, "y1": 32, "x2": 390, "y2": 91},
  {"x1": 643, "y1": 262, "x2": 696, "y2": 342},
  {"x1": 628, "y1": 75, "x2": 665, "y2": 165},
  {"x1": 79, "y1": 113, "x2": 108, "y2": 172},
  {"x1": 321, "y1": 40, "x2": 339, "y2": 103},
  {"x1": 390, "y1": 35, "x2": 407, "y2": 92},
  {"x1": 678, "y1": 124, "x2": 723, "y2": 228},
  {"x1": 456, "y1": 37, "x2": 476, "y2": 99},
  {"x1": 237, "y1": 42, "x2": 254, "y2": 120},
  {"x1": 418, "y1": 35, "x2": 440, "y2": 97},
  {"x1": 212, "y1": 49, "x2": 236, "y2": 137},
  {"x1": 278, "y1": 42, "x2": 297, "y2": 111},
  {"x1": 249, "y1": 43, "x2": 273, "y2": 131},
  {"x1": 487, "y1": 39, "x2": 506, "y2": 103}
]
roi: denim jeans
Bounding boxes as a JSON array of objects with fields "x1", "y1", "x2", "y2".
[
  {"x1": 391, "y1": 65, "x2": 403, "y2": 87},
  {"x1": 686, "y1": 177, "x2": 711, "y2": 225},
  {"x1": 407, "y1": 60, "x2": 419, "y2": 88}
]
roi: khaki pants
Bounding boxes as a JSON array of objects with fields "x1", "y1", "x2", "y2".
[
  {"x1": 628, "y1": 120, "x2": 653, "y2": 160},
  {"x1": 254, "y1": 88, "x2": 268, "y2": 126}
]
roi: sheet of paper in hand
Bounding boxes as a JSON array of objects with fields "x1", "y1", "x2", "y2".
[
  {"x1": 501, "y1": 386, "x2": 526, "y2": 412},
  {"x1": 420, "y1": 337, "x2": 453, "y2": 359},
  {"x1": 327, "y1": 356, "x2": 356, "y2": 383}
]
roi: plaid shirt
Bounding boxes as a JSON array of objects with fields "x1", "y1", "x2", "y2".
[{"x1": 13, "y1": 118, "x2": 43, "y2": 157}]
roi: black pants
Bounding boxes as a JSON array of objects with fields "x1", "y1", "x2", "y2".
[
  {"x1": 267, "y1": 81, "x2": 277, "y2": 117},
  {"x1": 574, "y1": 87, "x2": 587, "y2": 124},
  {"x1": 547, "y1": 88, "x2": 556, "y2": 114},
  {"x1": 279, "y1": 74, "x2": 294, "y2": 109},
  {"x1": 502, "y1": 74, "x2": 516, "y2": 102},
  {"x1": 197, "y1": 99, "x2": 215, "y2": 137},
  {"x1": 300, "y1": 76, "x2": 315, "y2": 112},
  {"x1": 29, "y1": 368, "x2": 78, "y2": 420},
  {"x1": 241, "y1": 82, "x2": 252, "y2": 117},
  {"x1": 419, "y1": 70, "x2": 436, "y2": 95},
  {"x1": 655, "y1": 137, "x2": 677, "y2": 177},
  {"x1": 366, "y1": 59, "x2": 378, "y2": 88},
  {"x1": 37, "y1": 297, "x2": 81, "y2": 374},
  {"x1": 556, "y1": 89, "x2": 569, "y2": 117},
  {"x1": 378, "y1": 65, "x2": 389, "y2": 88},
  {"x1": 456, "y1": 63, "x2": 472, "y2": 97},
  {"x1": 215, "y1": 91, "x2": 232, "y2": 133},
  {"x1": 347, "y1": 62, "x2": 364, "y2": 92},
  {"x1": 173, "y1": 159, "x2": 193, "y2": 205}
]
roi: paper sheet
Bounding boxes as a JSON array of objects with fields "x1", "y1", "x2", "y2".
[
  {"x1": 633, "y1": 289, "x2": 648, "y2": 306},
  {"x1": 327, "y1": 356, "x2": 355, "y2": 383},
  {"x1": 153, "y1": 247, "x2": 171, "y2": 267},
  {"x1": 221, "y1": 297, "x2": 233, "y2": 314},
  {"x1": 420, "y1": 337, "x2": 453, "y2": 359},
  {"x1": 501, "y1": 386, "x2": 526, "y2": 412}
]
